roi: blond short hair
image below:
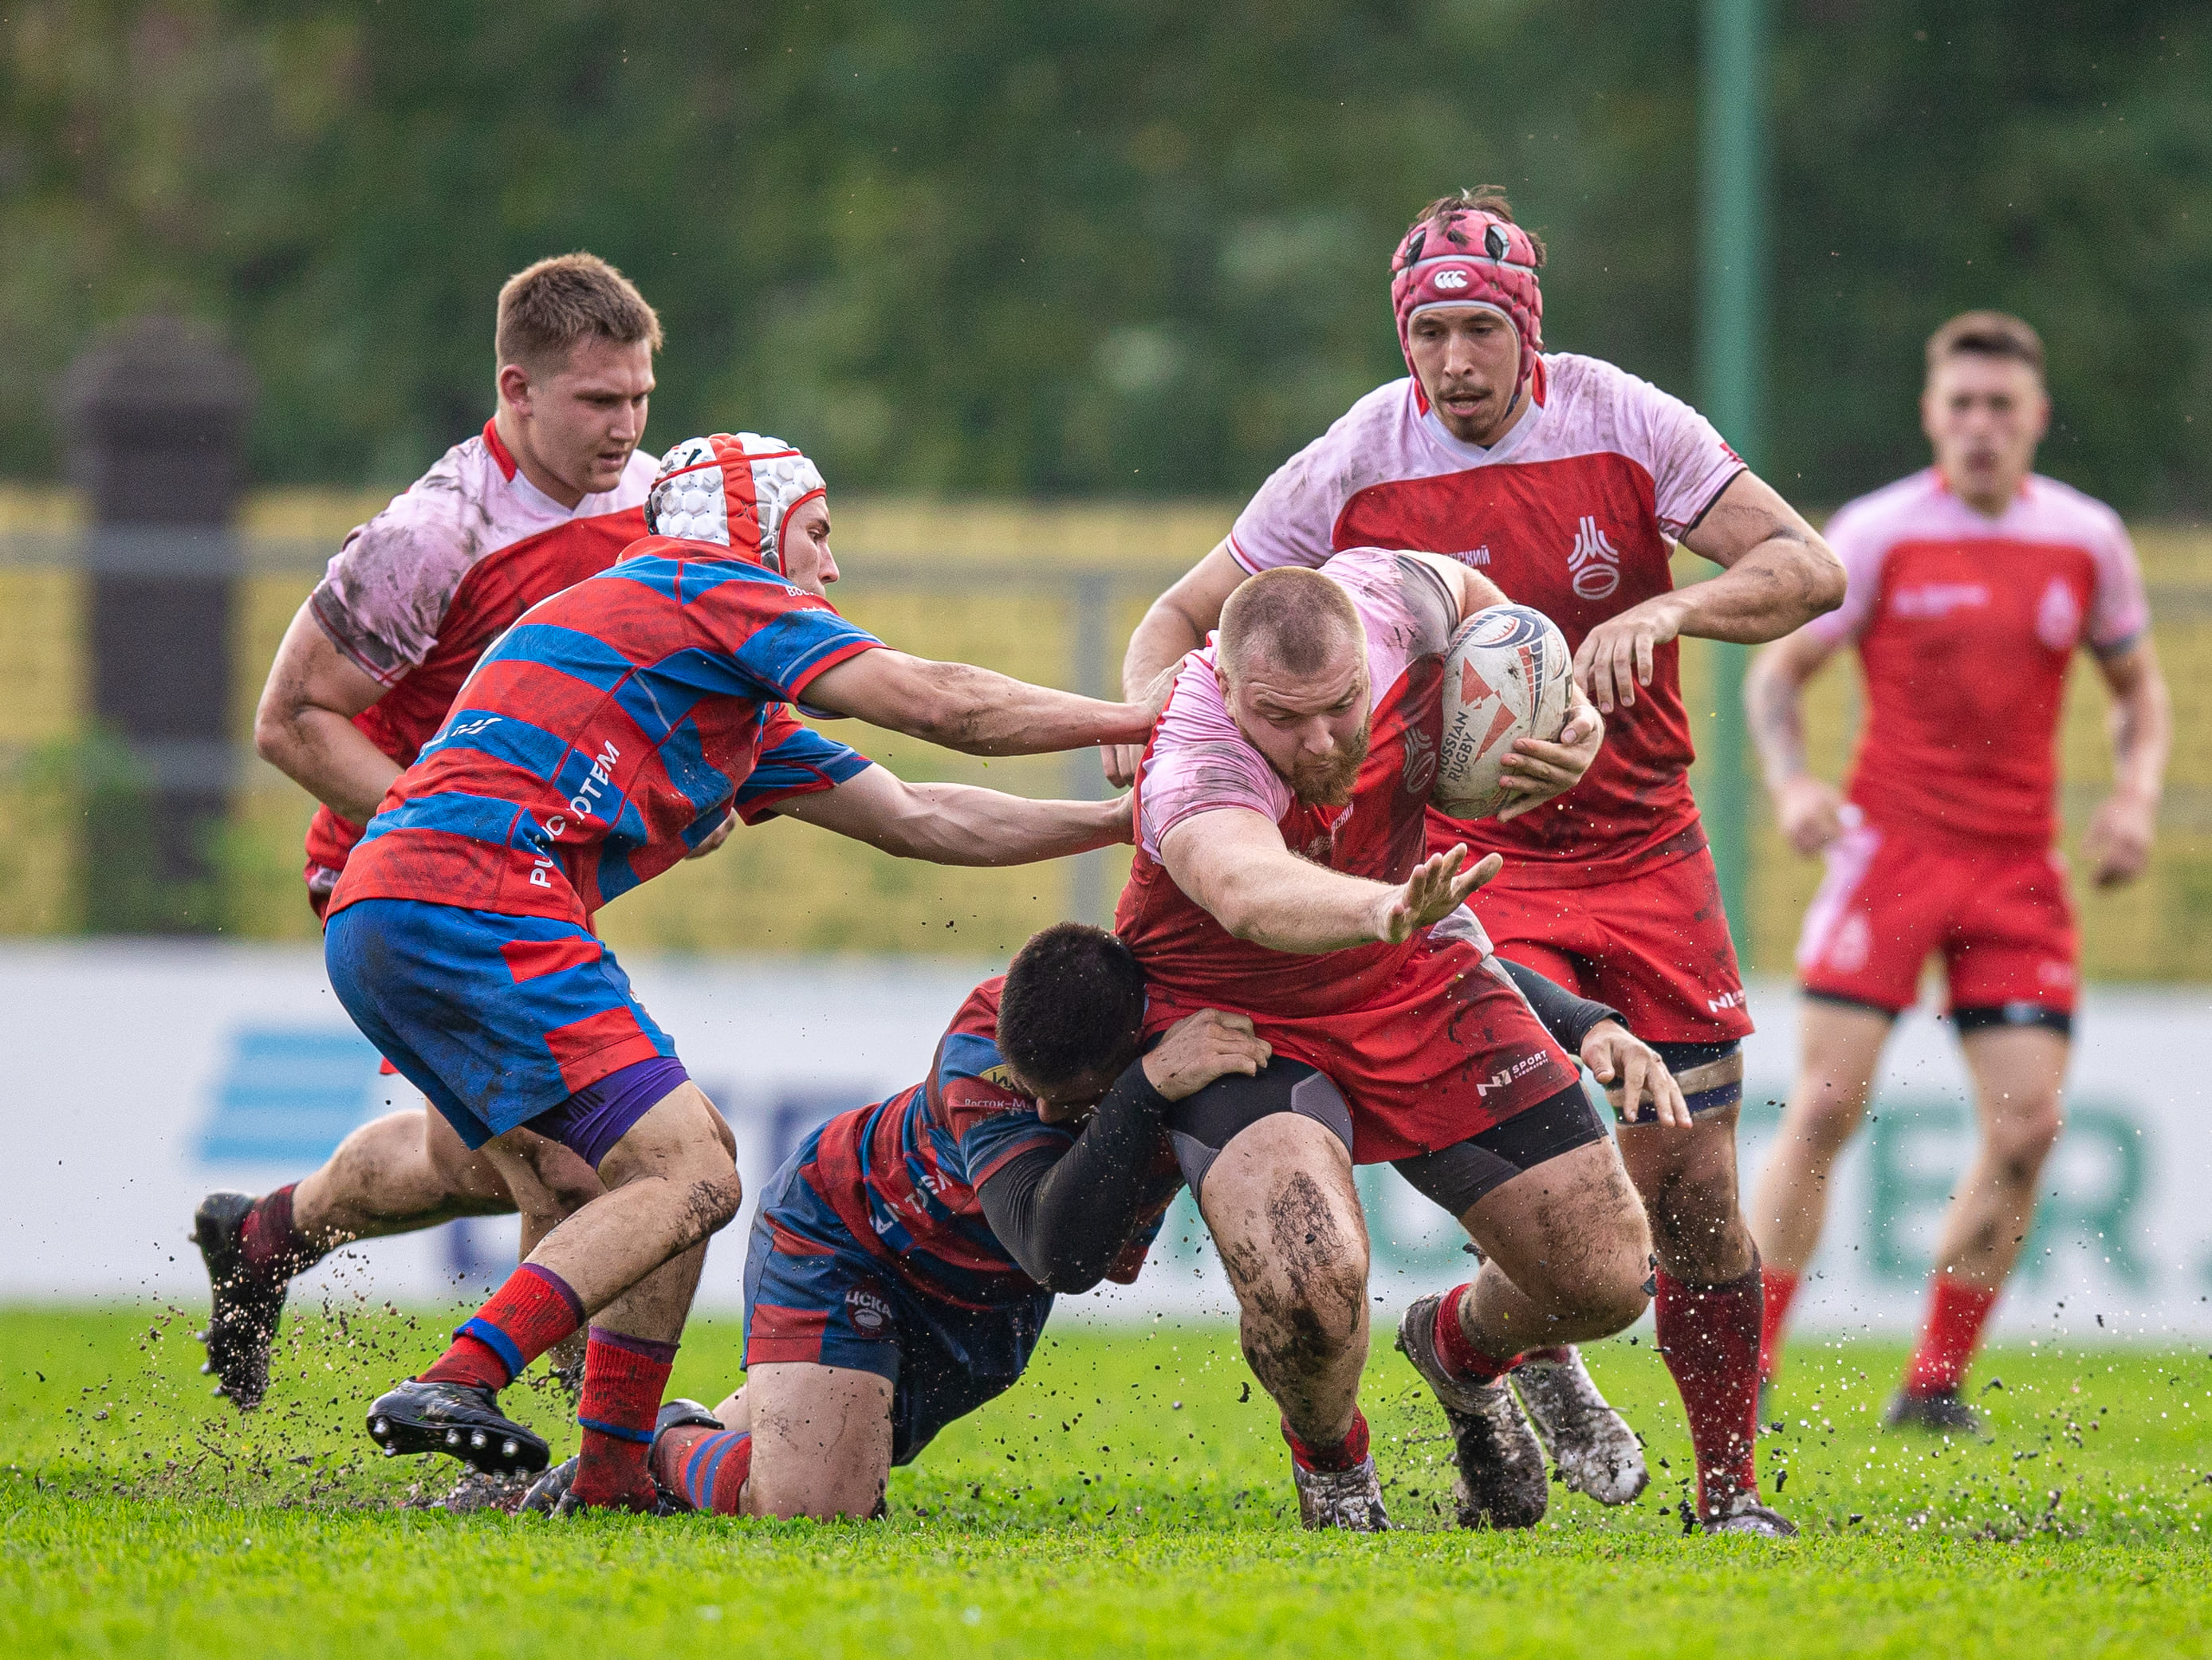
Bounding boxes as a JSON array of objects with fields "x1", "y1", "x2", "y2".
[
  {"x1": 1220, "y1": 567, "x2": 1363, "y2": 682},
  {"x1": 495, "y1": 253, "x2": 663, "y2": 376}
]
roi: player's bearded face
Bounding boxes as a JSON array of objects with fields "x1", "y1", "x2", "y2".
[
  {"x1": 1407, "y1": 308, "x2": 1521, "y2": 445},
  {"x1": 1223, "y1": 650, "x2": 1372, "y2": 808}
]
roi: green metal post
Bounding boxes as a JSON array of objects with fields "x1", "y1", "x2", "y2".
[{"x1": 1698, "y1": 0, "x2": 1768, "y2": 960}]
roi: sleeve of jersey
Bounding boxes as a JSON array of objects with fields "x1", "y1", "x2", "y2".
[
  {"x1": 708, "y1": 586, "x2": 885, "y2": 705},
  {"x1": 732, "y1": 709, "x2": 872, "y2": 824},
  {"x1": 944, "y1": 1076, "x2": 1078, "y2": 1190},
  {"x1": 1801, "y1": 502, "x2": 1886, "y2": 648},
  {"x1": 2088, "y1": 511, "x2": 2151, "y2": 656},
  {"x1": 1136, "y1": 667, "x2": 1294, "y2": 861},
  {"x1": 1225, "y1": 435, "x2": 1345, "y2": 573},
  {"x1": 1621, "y1": 374, "x2": 1747, "y2": 541},
  {"x1": 308, "y1": 506, "x2": 474, "y2": 686}
]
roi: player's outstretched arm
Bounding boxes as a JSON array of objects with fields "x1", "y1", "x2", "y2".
[
  {"x1": 1162, "y1": 808, "x2": 1501, "y2": 954},
  {"x1": 2086, "y1": 637, "x2": 2171, "y2": 888},
  {"x1": 805, "y1": 648, "x2": 1155, "y2": 757},
  {"x1": 1744, "y1": 626, "x2": 1848, "y2": 856},
  {"x1": 773, "y1": 763, "x2": 1132, "y2": 865},
  {"x1": 1576, "y1": 472, "x2": 1846, "y2": 714},
  {"x1": 254, "y1": 601, "x2": 404, "y2": 825}
]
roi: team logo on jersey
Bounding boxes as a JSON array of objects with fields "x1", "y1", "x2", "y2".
[
  {"x1": 1400, "y1": 725, "x2": 1438, "y2": 797},
  {"x1": 2036, "y1": 577, "x2": 2082, "y2": 651},
  {"x1": 1434, "y1": 268, "x2": 1470, "y2": 290},
  {"x1": 1566, "y1": 516, "x2": 1623, "y2": 600},
  {"x1": 844, "y1": 1284, "x2": 894, "y2": 1339}
]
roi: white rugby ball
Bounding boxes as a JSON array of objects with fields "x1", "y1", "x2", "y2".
[{"x1": 1432, "y1": 604, "x2": 1572, "y2": 821}]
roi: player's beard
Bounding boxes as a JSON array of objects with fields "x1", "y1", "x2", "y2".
[{"x1": 1289, "y1": 721, "x2": 1370, "y2": 808}]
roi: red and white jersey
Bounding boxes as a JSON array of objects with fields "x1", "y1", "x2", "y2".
[
  {"x1": 299, "y1": 422, "x2": 658, "y2": 894},
  {"x1": 1807, "y1": 469, "x2": 2149, "y2": 848},
  {"x1": 1116, "y1": 546, "x2": 1458, "y2": 1019},
  {"x1": 1226, "y1": 354, "x2": 1744, "y2": 887}
]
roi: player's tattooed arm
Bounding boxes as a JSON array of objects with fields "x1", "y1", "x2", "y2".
[
  {"x1": 253, "y1": 601, "x2": 404, "y2": 825},
  {"x1": 1744, "y1": 627, "x2": 1847, "y2": 856},
  {"x1": 805, "y1": 648, "x2": 1155, "y2": 755},
  {"x1": 2086, "y1": 637, "x2": 2171, "y2": 888},
  {"x1": 1576, "y1": 473, "x2": 1844, "y2": 714},
  {"x1": 774, "y1": 762, "x2": 1132, "y2": 865},
  {"x1": 1162, "y1": 808, "x2": 1501, "y2": 953}
]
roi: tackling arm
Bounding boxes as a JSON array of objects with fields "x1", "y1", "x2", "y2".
[
  {"x1": 253, "y1": 602, "x2": 403, "y2": 826},
  {"x1": 1160, "y1": 807, "x2": 1500, "y2": 954},
  {"x1": 1576, "y1": 471, "x2": 1847, "y2": 713},
  {"x1": 771, "y1": 762, "x2": 1132, "y2": 865},
  {"x1": 805, "y1": 648, "x2": 1155, "y2": 756},
  {"x1": 2085, "y1": 638, "x2": 2171, "y2": 888},
  {"x1": 1744, "y1": 625, "x2": 1849, "y2": 856}
]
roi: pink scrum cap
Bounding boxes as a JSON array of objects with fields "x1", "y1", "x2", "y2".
[
  {"x1": 644, "y1": 433, "x2": 827, "y2": 574},
  {"x1": 1388, "y1": 204, "x2": 1545, "y2": 411}
]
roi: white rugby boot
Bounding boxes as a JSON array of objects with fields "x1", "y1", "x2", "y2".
[
  {"x1": 1395, "y1": 1293, "x2": 1547, "y2": 1530},
  {"x1": 1703, "y1": 1491, "x2": 1800, "y2": 1537},
  {"x1": 1510, "y1": 1346, "x2": 1650, "y2": 1505},
  {"x1": 1293, "y1": 1454, "x2": 1391, "y2": 1532}
]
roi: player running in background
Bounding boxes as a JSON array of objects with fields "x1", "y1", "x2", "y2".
[
  {"x1": 1745, "y1": 312, "x2": 2170, "y2": 1432},
  {"x1": 1111, "y1": 190, "x2": 1844, "y2": 1536},
  {"x1": 1118, "y1": 552, "x2": 1676, "y2": 1532},
  {"x1": 195, "y1": 252, "x2": 661, "y2": 1415},
  {"x1": 333, "y1": 432, "x2": 1161, "y2": 1512},
  {"x1": 533, "y1": 923, "x2": 1665, "y2": 1524}
]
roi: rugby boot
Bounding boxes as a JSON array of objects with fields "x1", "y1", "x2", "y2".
[
  {"x1": 366, "y1": 1378, "x2": 549, "y2": 1475},
  {"x1": 1883, "y1": 1386, "x2": 1982, "y2": 1437},
  {"x1": 1702, "y1": 1492, "x2": 1800, "y2": 1538},
  {"x1": 1292, "y1": 1456, "x2": 1391, "y2": 1532},
  {"x1": 1395, "y1": 1294, "x2": 1548, "y2": 1530},
  {"x1": 1512, "y1": 1347, "x2": 1649, "y2": 1505},
  {"x1": 191, "y1": 1191, "x2": 288, "y2": 1411}
]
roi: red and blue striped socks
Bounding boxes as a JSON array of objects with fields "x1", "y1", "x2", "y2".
[
  {"x1": 420, "y1": 1263, "x2": 584, "y2": 1391},
  {"x1": 652, "y1": 1424, "x2": 754, "y2": 1515}
]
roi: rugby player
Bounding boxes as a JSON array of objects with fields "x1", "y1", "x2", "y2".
[
  {"x1": 522, "y1": 924, "x2": 1671, "y2": 1524},
  {"x1": 1110, "y1": 190, "x2": 1845, "y2": 1535},
  {"x1": 333, "y1": 431, "x2": 1163, "y2": 1512},
  {"x1": 1115, "y1": 550, "x2": 1675, "y2": 1531},
  {"x1": 196, "y1": 253, "x2": 662, "y2": 1415},
  {"x1": 1746, "y1": 312, "x2": 2169, "y2": 1432}
]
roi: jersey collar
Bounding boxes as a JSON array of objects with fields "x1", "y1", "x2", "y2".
[{"x1": 1412, "y1": 357, "x2": 1546, "y2": 466}]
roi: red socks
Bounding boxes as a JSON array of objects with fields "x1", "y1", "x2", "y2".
[
  {"x1": 241, "y1": 1185, "x2": 318, "y2": 1279},
  {"x1": 1904, "y1": 1274, "x2": 2000, "y2": 1397},
  {"x1": 570, "y1": 1328, "x2": 678, "y2": 1509},
  {"x1": 1434, "y1": 1283, "x2": 1513, "y2": 1386},
  {"x1": 1282, "y1": 1408, "x2": 1371, "y2": 1473},
  {"x1": 1758, "y1": 1267, "x2": 1801, "y2": 1384},
  {"x1": 420, "y1": 1263, "x2": 584, "y2": 1391},
  {"x1": 655, "y1": 1424, "x2": 753, "y2": 1515},
  {"x1": 1655, "y1": 1265, "x2": 1763, "y2": 1519}
]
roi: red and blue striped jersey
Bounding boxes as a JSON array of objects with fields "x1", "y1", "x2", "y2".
[
  {"x1": 327, "y1": 533, "x2": 879, "y2": 926},
  {"x1": 794, "y1": 977, "x2": 1182, "y2": 1311}
]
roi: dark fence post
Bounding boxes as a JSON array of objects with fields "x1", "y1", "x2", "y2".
[{"x1": 58, "y1": 316, "x2": 255, "y2": 934}]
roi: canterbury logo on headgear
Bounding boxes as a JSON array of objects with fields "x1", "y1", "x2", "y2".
[{"x1": 646, "y1": 433, "x2": 827, "y2": 574}]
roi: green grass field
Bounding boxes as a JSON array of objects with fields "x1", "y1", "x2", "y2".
[{"x1": 2, "y1": 1305, "x2": 2208, "y2": 1658}]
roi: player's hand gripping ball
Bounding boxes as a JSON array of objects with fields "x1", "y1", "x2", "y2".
[{"x1": 1432, "y1": 604, "x2": 1572, "y2": 820}]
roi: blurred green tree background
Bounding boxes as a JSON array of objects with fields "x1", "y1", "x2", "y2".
[{"x1": 1, "y1": 1, "x2": 2206, "y2": 511}]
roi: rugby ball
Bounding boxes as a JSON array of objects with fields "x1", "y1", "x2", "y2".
[{"x1": 1432, "y1": 604, "x2": 1572, "y2": 821}]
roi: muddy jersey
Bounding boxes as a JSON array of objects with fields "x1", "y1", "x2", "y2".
[
  {"x1": 301, "y1": 422, "x2": 659, "y2": 896},
  {"x1": 1807, "y1": 469, "x2": 2149, "y2": 849},
  {"x1": 797, "y1": 977, "x2": 1181, "y2": 1311},
  {"x1": 1116, "y1": 545, "x2": 1460, "y2": 1018},
  {"x1": 1226, "y1": 354, "x2": 1744, "y2": 887}
]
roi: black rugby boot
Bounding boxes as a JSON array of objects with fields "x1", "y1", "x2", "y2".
[
  {"x1": 192, "y1": 1191, "x2": 289, "y2": 1411},
  {"x1": 1884, "y1": 1386, "x2": 1983, "y2": 1437},
  {"x1": 367, "y1": 1378, "x2": 549, "y2": 1474}
]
